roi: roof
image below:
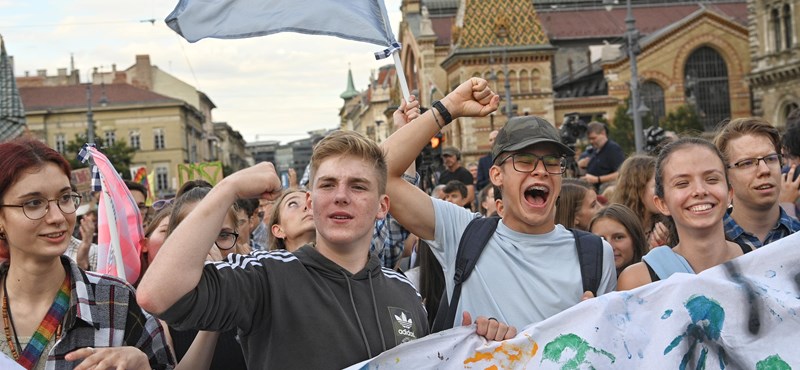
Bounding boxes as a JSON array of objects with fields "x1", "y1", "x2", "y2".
[
  {"x1": 19, "y1": 83, "x2": 182, "y2": 111},
  {"x1": 537, "y1": 2, "x2": 747, "y2": 41},
  {"x1": 456, "y1": 0, "x2": 550, "y2": 49}
]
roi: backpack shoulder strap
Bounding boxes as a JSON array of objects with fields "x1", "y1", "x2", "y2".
[
  {"x1": 570, "y1": 228, "x2": 604, "y2": 296},
  {"x1": 431, "y1": 216, "x2": 500, "y2": 332}
]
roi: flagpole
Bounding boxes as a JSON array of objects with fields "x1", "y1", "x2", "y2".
[{"x1": 392, "y1": 52, "x2": 411, "y2": 103}]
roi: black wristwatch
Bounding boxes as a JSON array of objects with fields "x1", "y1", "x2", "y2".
[{"x1": 432, "y1": 100, "x2": 453, "y2": 126}]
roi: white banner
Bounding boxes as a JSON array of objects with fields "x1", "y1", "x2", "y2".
[{"x1": 348, "y1": 232, "x2": 800, "y2": 369}]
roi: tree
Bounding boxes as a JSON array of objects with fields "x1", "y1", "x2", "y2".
[
  {"x1": 65, "y1": 134, "x2": 136, "y2": 180},
  {"x1": 609, "y1": 101, "x2": 635, "y2": 155},
  {"x1": 659, "y1": 104, "x2": 704, "y2": 136}
]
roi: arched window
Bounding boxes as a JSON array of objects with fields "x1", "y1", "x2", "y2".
[
  {"x1": 532, "y1": 69, "x2": 540, "y2": 90},
  {"x1": 684, "y1": 46, "x2": 731, "y2": 130},
  {"x1": 641, "y1": 81, "x2": 666, "y2": 124},
  {"x1": 773, "y1": 8, "x2": 783, "y2": 51},
  {"x1": 519, "y1": 70, "x2": 530, "y2": 93},
  {"x1": 784, "y1": 4, "x2": 793, "y2": 49},
  {"x1": 784, "y1": 102, "x2": 799, "y2": 124},
  {"x1": 508, "y1": 70, "x2": 517, "y2": 94}
]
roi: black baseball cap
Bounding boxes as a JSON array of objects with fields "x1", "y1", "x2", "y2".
[{"x1": 492, "y1": 116, "x2": 575, "y2": 163}]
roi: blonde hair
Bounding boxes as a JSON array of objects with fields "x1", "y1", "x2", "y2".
[{"x1": 309, "y1": 131, "x2": 387, "y2": 194}]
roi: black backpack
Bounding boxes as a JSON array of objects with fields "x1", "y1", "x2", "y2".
[{"x1": 430, "y1": 216, "x2": 604, "y2": 332}]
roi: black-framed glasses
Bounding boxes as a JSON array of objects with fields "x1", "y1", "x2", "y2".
[
  {"x1": 152, "y1": 198, "x2": 174, "y2": 211},
  {"x1": 0, "y1": 193, "x2": 82, "y2": 220},
  {"x1": 500, "y1": 153, "x2": 566, "y2": 175},
  {"x1": 728, "y1": 153, "x2": 781, "y2": 170},
  {"x1": 215, "y1": 231, "x2": 239, "y2": 250}
]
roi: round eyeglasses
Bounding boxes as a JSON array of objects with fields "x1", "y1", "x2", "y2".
[
  {"x1": 500, "y1": 153, "x2": 566, "y2": 175},
  {"x1": 0, "y1": 193, "x2": 82, "y2": 220},
  {"x1": 215, "y1": 231, "x2": 239, "y2": 250}
]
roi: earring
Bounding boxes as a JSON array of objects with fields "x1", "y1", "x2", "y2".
[{"x1": 0, "y1": 230, "x2": 5, "y2": 240}]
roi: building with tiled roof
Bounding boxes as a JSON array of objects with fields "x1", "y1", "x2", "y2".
[{"x1": 386, "y1": 0, "x2": 754, "y2": 165}]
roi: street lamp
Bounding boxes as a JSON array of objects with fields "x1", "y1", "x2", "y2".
[
  {"x1": 604, "y1": 0, "x2": 644, "y2": 153},
  {"x1": 495, "y1": 24, "x2": 514, "y2": 118}
]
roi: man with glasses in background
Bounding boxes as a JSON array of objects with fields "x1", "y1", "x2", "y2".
[
  {"x1": 714, "y1": 118, "x2": 800, "y2": 251},
  {"x1": 125, "y1": 180, "x2": 151, "y2": 228},
  {"x1": 383, "y1": 101, "x2": 617, "y2": 330}
]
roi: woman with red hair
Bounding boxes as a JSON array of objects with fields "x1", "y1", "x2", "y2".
[{"x1": 0, "y1": 137, "x2": 173, "y2": 369}]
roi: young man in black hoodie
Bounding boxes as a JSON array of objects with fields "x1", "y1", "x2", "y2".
[{"x1": 138, "y1": 119, "x2": 513, "y2": 367}]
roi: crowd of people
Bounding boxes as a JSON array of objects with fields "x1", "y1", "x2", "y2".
[{"x1": 0, "y1": 77, "x2": 798, "y2": 369}]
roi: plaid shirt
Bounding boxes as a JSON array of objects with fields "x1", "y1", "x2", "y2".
[
  {"x1": 64, "y1": 236, "x2": 98, "y2": 272},
  {"x1": 0, "y1": 257, "x2": 175, "y2": 370},
  {"x1": 370, "y1": 172, "x2": 418, "y2": 269},
  {"x1": 250, "y1": 222, "x2": 268, "y2": 251},
  {"x1": 372, "y1": 213, "x2": 409, "y2": 269},
  {"x1": 723, "y1": 208, "x2": 800, "y2": 250}
]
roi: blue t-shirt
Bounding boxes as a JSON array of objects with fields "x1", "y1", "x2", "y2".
[{"x1": 426, "y1": 199, "x2": 617, "y2": 329}]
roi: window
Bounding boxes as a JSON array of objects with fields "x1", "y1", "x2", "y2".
[
  {"x1": 641, "y1": 81, "x2": 666, "y2": 125},
  {"x1": 104, "y1": 131, "x2": 116, "y2": 147},
  {"x1": 154, "y1": 128, "x2": 165, "y2": 150},
  {"x1": 129, "y1": 130, "x2": 141, "y2": 150},
  {"x1": 55, "y1": 134, "x2": 66, "y2": 154},
  {"x1": 156, "y1": 166, "x2": 169, "y2": 192},
  {"x1": 784, "y1": 4, "x2": 793, "y2": 49},
  {"x1": 684, "y1": 47, "x2": 731, "y2": 131},
  {"x1": 773, "y1": 8, "x2": 782, "y2": 51}
]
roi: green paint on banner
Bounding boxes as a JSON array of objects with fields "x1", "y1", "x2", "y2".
[
  {"x1": 756, "y1": 355, "x2": 791, "y2": 370},
  {"x1": 541, "y1": 333, "x2": 615, "y2": 370},
  {"x1": 662, "y1": 309, "x2": 673, "y2": 319}
]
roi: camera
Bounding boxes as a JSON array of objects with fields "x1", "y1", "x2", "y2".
[
  {"x1": 560, "y1": 113, "x2": 588, "y2": 151},
  {"x1": 643, "y1": 126, "x2": 668, "y2": 154}
]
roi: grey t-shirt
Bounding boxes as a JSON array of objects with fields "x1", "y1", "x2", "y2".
[{"x1": 427, "y1": 199, "x2": 617, "y2": 329}]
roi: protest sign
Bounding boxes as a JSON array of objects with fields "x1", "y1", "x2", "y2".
[{"x1": 177, "y1": 161, "x2": 224, "y2": 187}]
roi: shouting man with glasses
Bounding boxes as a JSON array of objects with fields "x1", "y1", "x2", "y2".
[
  {"x1": 383, "y1": 89, "x2": 617, "y2": 331},
  {"x1": 714, "y1": 118, "x2": 800, "y2": 251}
]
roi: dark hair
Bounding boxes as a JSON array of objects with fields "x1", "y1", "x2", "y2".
[
  {"x1": 589, "y1": 204, "x2": 647, "y2": 273},
  {"x1": 443, "y1": 180, "x2": 468, "y2": 198},
  {"x1": 176, "y1": 180, "x2": 213, "y2": 198},
  {"x1": 235, "y1": 198, "x2": 259, "y2": 218},
  {"x1": 555, "y1": 182, "x2": 591, "y2": 229},
  {"x1": 783, "y1": 122, "x2": 800, "y2": 158},
  {"x1": 0, "y1": 137, "x2": 72, "y2": 260},
  {"x1": 124, "y1": 180, "x2": 149, "y2": 201}
]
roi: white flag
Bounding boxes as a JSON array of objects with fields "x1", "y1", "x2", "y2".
[{"x1": 166, "y1": 0, "x2": 400, "y2": 59}]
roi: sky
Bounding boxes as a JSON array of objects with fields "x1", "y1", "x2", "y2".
[{"x1": 1, "y1": 0, "x2": 403, "y2": 144}]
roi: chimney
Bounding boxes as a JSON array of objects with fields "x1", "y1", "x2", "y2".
[
  {"x1": 58, "y1": 68, "x2": 67, "y2": 76},
  {"x1": 37, "y1": 69, "x2": 47, "y2": 77},
  {"x1": 112, "y1": 63, "x2": 117, "y2": 72},
  {"x1": 568, "y1": 58, "x2": 574, "y2": 81},
  {"x1": 586, "y1": 50, "x2": 592, "y2": 73}
]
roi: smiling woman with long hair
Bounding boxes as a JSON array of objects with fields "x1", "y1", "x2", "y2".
[{"x1": 0, "y1": 137, "x2": 173, "y2": 369}]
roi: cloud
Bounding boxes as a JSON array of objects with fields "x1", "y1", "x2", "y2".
[{"x1": 5, "y1": 0, "x2": 404, "y2": 144}]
